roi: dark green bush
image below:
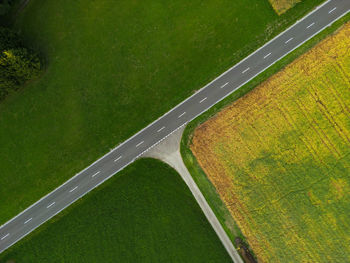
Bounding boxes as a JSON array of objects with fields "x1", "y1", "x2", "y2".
[
  {"x1": 0, "y1": 26, "x2": 42, "y2": 100},
  {"x1": 0, "y1": 26, "x2": 22, "y2": 50}
]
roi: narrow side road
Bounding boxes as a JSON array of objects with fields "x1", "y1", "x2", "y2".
[{"x1": 143, "y1": 126, "x2": 244, "y2": 263}]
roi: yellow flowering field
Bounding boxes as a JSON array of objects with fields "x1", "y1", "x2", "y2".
[
  {"x1": 268, "y1": 0, "x2": 302, "y2": 15},
  {"x1": 191, "y1": 23, "x2": 350, "y2": 262}
]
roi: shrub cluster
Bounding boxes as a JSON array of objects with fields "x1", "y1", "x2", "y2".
[{"x1": 0, "y1": 27, "x2": 41, "y2": 100}]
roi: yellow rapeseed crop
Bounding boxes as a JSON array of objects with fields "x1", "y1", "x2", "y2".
[
  {"x1": 191, "y1": 23, "x2": 350, "y2": 262},
  {"x1": 268, "y1": 0, "x2": 302, "y2": 15}
]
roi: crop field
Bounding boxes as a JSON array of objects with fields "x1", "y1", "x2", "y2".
[
  {"x1": 0, "y1": 159, "x2": 231, "y2": 263},
  {"x1": 190, "y1": 23, "x2": 350, "y2": 262},
  {"x1": 268, "y1": 0, "x2": 302, "y2": 15}
]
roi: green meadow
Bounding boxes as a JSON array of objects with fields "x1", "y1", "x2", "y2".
[
  {"x1": 0, "y1": 159, "x2": 231, "y2": 263},
  {"x1": 0, "y1": 0, "x2": 323, "y2": 224}
]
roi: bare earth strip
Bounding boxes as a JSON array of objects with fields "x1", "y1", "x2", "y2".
[{"x1": 191, "y1": 22, "x2": 350, "y2": 262}]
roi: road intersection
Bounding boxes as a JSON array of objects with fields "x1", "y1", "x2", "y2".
[{"x1": 1, "y1": 0, "x2": 349, "y2": 256}]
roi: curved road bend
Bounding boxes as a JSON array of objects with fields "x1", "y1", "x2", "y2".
[{"x1": 1, "y1": 0, "x2": 350, "y2": 257}]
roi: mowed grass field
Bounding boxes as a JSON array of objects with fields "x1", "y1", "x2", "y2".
[
  {"x1": 0, "y1": 0, "x2": 324, "y2": 224},
  {"x1": 0, "y1": 159, "x2": 231, "y2": 263},
  {"x1": 268, "y1": 0, "x2": 302, "y2": 15},
  {"x1": 191, "y1": 23, "x2": 350, "y2": 262}
]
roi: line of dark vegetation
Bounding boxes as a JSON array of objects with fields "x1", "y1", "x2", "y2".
[{"x1": 235, "y1": 237, "x2": 257, "y2": 263}]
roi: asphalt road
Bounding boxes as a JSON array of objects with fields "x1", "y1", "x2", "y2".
[{"x1": 1, "y1": 0, "x2": 350, "y2": 256}]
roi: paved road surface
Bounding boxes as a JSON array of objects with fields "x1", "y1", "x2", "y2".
[{"x1": 1, "y1": 0, "x2": 349, "y2": 256}]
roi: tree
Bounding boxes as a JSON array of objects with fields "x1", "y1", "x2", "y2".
[
  {"x1": 0, "y1": 48, "x2": 41, "y2": 84},
  {"x1": 0, "y1": 26, "x2": 42, "y2": 100}
]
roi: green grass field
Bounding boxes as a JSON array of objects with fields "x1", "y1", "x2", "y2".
[
  {"x1": 0, "y1": 0, "x2": 324, "y2": 225},
  {"x1": 0, "y1": 159, "x2": 231, "y2": 263}
]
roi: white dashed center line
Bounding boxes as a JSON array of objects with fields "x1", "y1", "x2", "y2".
[
  {"x1": 307, "y1": 22, "x2": 315, "y2": 29},
  {"x1": 69, "y1": 186, "x2": 78, "y2": 193},
  {"x1": 220, "y1": 82, "x2": 229, "y2": 88},
  {"x1": 199, "y1": 97, "x2": 207, "y2": 103},
  {"x1": 178, "y1": 112, "x2": 186, "y2": 118},
  {"x1": 1, "y1": 233, "x2": 9, "y2": 240},
  {"x1": 328, "y1": 7, "x2": 337, "y2": 14},
  {"x1": 157, "y1": 126, "x2": 165, "y2": 132},
  {"x1": 242, "y1": 68, "x2": 250, "y2": 74},
  {"x1": 47, "y1": 202, "x2": 55, "y2": 209},
  {"x1": 136, "y1": 141, "x2": 144, "y2": 147},
  {"x1": 285, "y1": 37, "x2": 294, "y2": 44},
  {"x1": 24, "y1": 218, "x2": 32, "y2": 224},
  {"x1": 114, "y1": 156, "x2": 122, "y2": 162},
  {"x1": 263, "y1": 53, "x2": 271, "y2": 59},
  {"x1": 92, "y1": 171, "x2": 100, "y2": 177}
]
